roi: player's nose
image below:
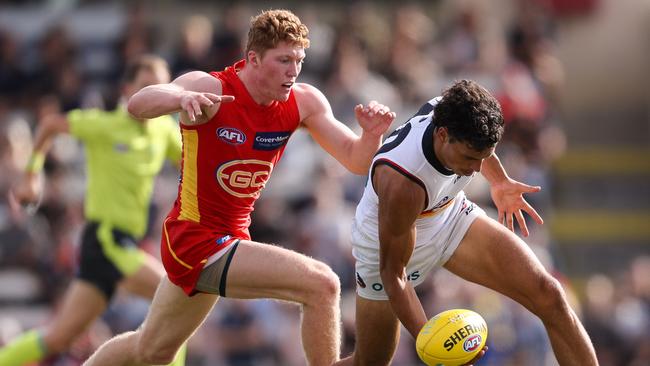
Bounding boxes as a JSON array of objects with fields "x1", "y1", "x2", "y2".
[
  {"x1": 471, "y1": 160, "x2": 483, "y2": 174},
  {"x1": 287, "y1": 61, "x2": 300, "y2": 76}
]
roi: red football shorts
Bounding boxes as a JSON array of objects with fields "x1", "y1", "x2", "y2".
[{"x1": 161, "y1": 217, "x2": 241, "y2": 295}]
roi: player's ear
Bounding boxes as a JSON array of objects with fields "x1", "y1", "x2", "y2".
[
  {"x1": 435, "y1": 126, "x2": 449, "y2": 143},
  {"x1": 248, "y1": 50, "x2": 259, "y2": 66}
]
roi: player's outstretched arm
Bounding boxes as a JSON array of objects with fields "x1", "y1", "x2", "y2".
[
  {"x1": 481, "y1": 153, "x2": 543, "y2": 237},
  {"x1": 296, "y1": 83, "x2": 395, "y2": 174},
  {"x1": 375, "y1": 165, "x2": 428, "y2": 339},
  {"x1": 128, "y1": 71, "x2": 234, "y2": 123},
  {"x1": 9, "y1": 113, "x2": 69, "y2": 208}
]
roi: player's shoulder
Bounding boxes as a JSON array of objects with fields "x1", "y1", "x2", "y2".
[
  {"x1": 293, "y1": 82, "x2": 325, "y2": 100},
  {"x1": 293, "y1": 82, "x2": 329, "y2": 114},
  {"x1": 414, "y1": 96, "x2": 441, "y2": 118},
  {"x1": 173, "y1": 70, "x2": 222, "y2": 94}
]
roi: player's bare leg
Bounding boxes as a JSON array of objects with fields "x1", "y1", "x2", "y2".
[
  {"x1": 117, "y1": 253, "x2": 187, "y2": 366},
  {"x1": 85, "y1": 239, "x2": 341, "y2": 366},
  {"x1": 84, "y1": 276, "x2": 217, "y2": 365},
  {"x1": 335, "y1": 295, "x2": 401, "y2": 366},
  {"x1": 44, "y1": 250, "x2": 168, "y2": 355},
  {"x1": 444, "y1": 215, "x2": 598, "y2": 366},
  {"x1": 225, "y1": 240, "x2": 341, "y2": 366},
  {"x1": 119, "y1": 253, "x2": 165, "y2": 299},
  {"x1": 40, "y1": 280, "x2": 108, "y2": 355}
]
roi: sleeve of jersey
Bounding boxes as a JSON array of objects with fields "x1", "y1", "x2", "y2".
[
  {"x1": 165, "y1": 117, "x2": 183, "y2": 164},
  {"x1": 67, "y1": 109, "x2": 105, "y2": 142}
]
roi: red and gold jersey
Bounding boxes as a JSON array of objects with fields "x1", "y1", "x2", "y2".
[{"x1": 169, "y1": 60, "x2": 301, "y2": 239}]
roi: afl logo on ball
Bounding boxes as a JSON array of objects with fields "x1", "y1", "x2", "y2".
[
  {"x1": 217, "y1": 127, "x2": 246, "y2": 145},
  {"x1": 463, "y1": 334, "x2": 482, "y2": 352}
]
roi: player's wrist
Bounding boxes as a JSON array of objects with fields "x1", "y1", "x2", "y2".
[
  {"x1": 360, "y1": 128, "x2": 383, "y2": 143},
  {"x1": 25, "y1": 151, "x2": 45, "y2": 173}
]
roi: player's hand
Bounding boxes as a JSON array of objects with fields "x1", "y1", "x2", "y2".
[
  {"x1": 462, "y1": 345, "x2": 488, "y2": 366},
  {"x1": 10, "y1": 173, "x2": 42, "y2": 206},
  {"x1": 490, "y1": 177, "x2": 543, "y2": 237},
  {"x1": 8, "y1": 173, "x2": 43, "y2": 216},
  {"x1": 179, "y1": 92, "x2": 235, "y2": 122},
  {"x1": 354, "y1": 100, "x2": 395, "y2": 137}
]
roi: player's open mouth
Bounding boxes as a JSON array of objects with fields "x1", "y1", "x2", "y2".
[{"x1": 282, "y1": 82, "x2": 294, "y2": 90}]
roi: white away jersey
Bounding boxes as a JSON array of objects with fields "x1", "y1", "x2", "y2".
[{"x1": 353, "y1": 97, "x2": 478, "y2": 248}]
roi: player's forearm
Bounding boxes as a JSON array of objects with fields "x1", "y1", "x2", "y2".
[
  {"x1": 346, "y1": 131, "x2": 382, "y2": 174},
  {"x1": 32, "y1": 125, "x2": 56, "y2": 155},
  {"x1": 32, "y1": 114, "x2": 68, "y2": 154},
  {"x1": 381, "y1": 273, "x2": 427, "y2": 338},
  {"x1": 481, "y1": 153, "x2": 508, "y2": 185},
  {"x1": 24, "y1": 114, "x2": 66, "y2": 175},
  {"x1": 128, "y1": 84, "x2": 184, "y2": 119}
]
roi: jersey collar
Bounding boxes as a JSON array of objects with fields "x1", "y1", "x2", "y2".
[{"x1": 422, "y1": 122, "x2": 454, "y2": 176}]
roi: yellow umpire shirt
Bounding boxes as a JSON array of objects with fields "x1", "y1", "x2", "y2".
[{"x1": 67, "y1": 107, "x2": 181, "y2": 239}]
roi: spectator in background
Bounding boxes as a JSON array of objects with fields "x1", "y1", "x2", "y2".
[
  {"x1": 0, "y1": 29, "x2": 28, "y2": 109},
  {"x1": 28, "y1": 25, "x2": 77, "y2": 106},
  {"x1": 172, "y1": 15, "x2": 216, "y2": 77},
  {"x1": 0, "y1": 55, "x2": 186, "y2": 366},
  {"x1": 583, "y1": 257, "x2": 650, "y2": 365},
  {"x1": 325, "y1": 32, "x2": 401, "y2": 126},
  {"x1": 210, "y1": 6, "x2": 248, "y2": 71},
  {"x1": 106, "y1": 2, "x2": 159, "y2": 108},
  {"x1": 387, "y1": 3, "x2": 441, "y2": 106}
]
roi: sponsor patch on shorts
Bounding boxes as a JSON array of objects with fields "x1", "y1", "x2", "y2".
[{"x1": 253, "y1": 131, "x2": 291, "y2": 150}]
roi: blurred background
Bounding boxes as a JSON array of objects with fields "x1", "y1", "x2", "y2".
[{"x1": 0, "y1": 0, "x2": 648, "y2": 365}]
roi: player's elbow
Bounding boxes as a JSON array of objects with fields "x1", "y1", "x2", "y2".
[
  {"x1": 346, "y1": 160, "x2": 370, "y2": 175},
  {"x1": 127, "y1": 96, "x2": 147, "y2": 119},
  {"x1": 379, "y1": 268, "x2": 403, "y2": 294}
]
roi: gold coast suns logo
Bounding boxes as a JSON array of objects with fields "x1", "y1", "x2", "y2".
[{"x1": 216, "y1": 159, "x2": 273, "y2": 198}]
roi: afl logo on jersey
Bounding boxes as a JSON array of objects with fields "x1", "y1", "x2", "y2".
[
  {"x1": 216, "y1": 159, "x2": 273, "y2": 198},
  {"x1": 217, "y1": 127, "x2": 246, "y2": 145}
]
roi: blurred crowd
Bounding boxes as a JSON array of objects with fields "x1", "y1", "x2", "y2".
[{"x1": 0, "y1": 1, "x2": 647, "y2": 365}]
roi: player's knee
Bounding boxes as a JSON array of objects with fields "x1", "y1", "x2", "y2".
[
  {"x1": 306, "y1": 262, "x2": 341, "y2": 306},
  {"x1": 139, "y1": 344, "x2": 179, "y2": 365},
  {"x1": 531, "y1": 275, "x2": 570, "y2": 318},
  {"x1": 136, "y1": 333, "x2": 180, "y2": 364},
  {"x1": 318, "y1": 262, "x2": 341, "y2": 299}
]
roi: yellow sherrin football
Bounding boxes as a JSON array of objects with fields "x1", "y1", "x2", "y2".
[{"x1": 416, "y1": 309, "x2": 488, "y2": 366}]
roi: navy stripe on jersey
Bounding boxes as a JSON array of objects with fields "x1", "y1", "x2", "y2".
[
  {"x1": 376, "y1": 123, "x2": 412, "y2": 156},
  {"x1": 413, "y1": 101, "x2": 435, "y2": 118},
  {"x1": 371, "y1": 158, "x2": 429, "y2": 210},
  {"x1": 422, "y1": 123, "x2": 454, "y2": 176}
]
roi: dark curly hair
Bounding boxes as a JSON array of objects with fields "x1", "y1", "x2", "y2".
[{"x1": 433, "y1": 80, "x2": 504, "y2": 151}]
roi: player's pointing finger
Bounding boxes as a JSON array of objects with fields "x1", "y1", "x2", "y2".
[{"x1": 217, "y1": 95, "x2": 235, "y2": 103}]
